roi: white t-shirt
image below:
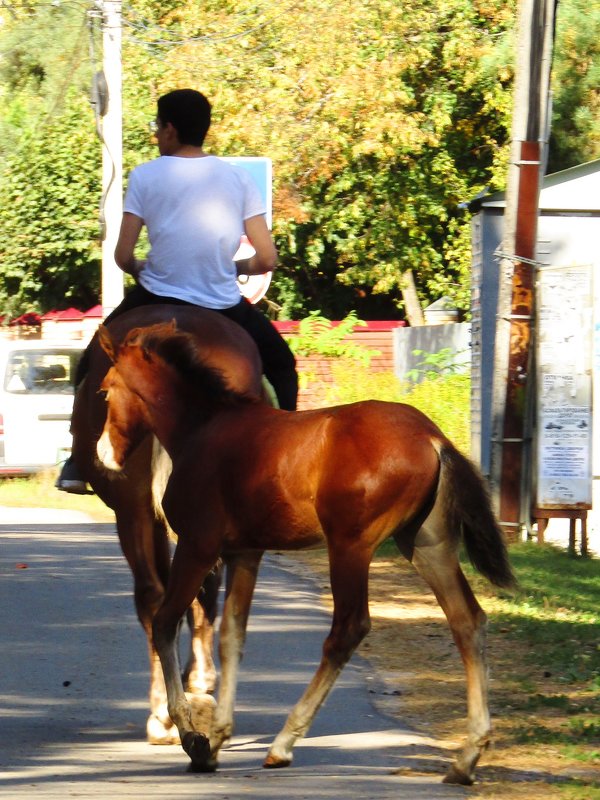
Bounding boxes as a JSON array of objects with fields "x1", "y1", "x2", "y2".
[{"x1": 123, "y1": 155, "x2": 266, "y2": 308}]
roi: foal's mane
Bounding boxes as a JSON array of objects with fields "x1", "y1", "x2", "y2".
[{"x1": 139, "y1": 328, "x2": 258, "y2": 411}]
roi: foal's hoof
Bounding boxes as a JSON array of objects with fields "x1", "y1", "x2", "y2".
[
  {"x1": 147, "y1": 711, "x2": 180, "y2": 745},
  {"x1": 188, "y1": 693, "x2": 217, "y2": 732},
  {"x1": 186, "y1": 755, "x2": 218, "y2": 774},
  {"x1": 442, "y1": 764, "x2": 474, "y2": 785},
  {"x1": 263, "y1": 753, "x2": 292, "y2": 769},
  {"x1": 182, "y1": 732, "x2": 214, "y2": 772}
]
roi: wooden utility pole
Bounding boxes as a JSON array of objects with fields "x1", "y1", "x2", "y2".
[
  {"x1": 489, "y1": 0, "x2": 557, "y2": 538},
  {"x1": 100, "y1": 0, "x2": 124, "y2": 315}
]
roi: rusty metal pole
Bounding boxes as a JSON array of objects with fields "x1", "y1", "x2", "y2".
[
  {"x1": 489, "y1": 0, "x2": 557, "y2": 539},
  {"x1": 497, "y1": 140, "x2": 540, "y2": 536}
]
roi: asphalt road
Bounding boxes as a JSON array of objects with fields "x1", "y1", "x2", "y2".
[{"x1": 0, "y1": 510, "x2": 467, "y2": 799}]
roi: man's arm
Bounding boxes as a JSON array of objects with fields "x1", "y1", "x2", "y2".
[
  {"x1": 237, "y1": 214, "x2": 278, "y2": 276},
  {"x1": 114, "y1": 212, "x2": 145, "y2": 279}
]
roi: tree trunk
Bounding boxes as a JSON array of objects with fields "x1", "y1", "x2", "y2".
[{"x1": 401, "y1": 270, "x2": 425, "y2": 326}]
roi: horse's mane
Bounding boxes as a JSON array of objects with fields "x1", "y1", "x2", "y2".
[{"x1": 140, "y1": 329, "x2": 258, "y2": 411}]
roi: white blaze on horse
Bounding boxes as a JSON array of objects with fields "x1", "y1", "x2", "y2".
[{"x1": 97, "y1": 320, "x2": 515, "y2": 784}]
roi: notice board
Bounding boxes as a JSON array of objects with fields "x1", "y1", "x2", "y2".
[{"x1": 536, "y1": 264, "x2": 593, "y2": 509}]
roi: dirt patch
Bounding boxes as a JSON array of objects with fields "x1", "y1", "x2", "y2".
[{"x1": 281, "y1": 549, "x2": 599, "y2": 799}]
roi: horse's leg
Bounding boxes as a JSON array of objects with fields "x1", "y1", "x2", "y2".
[
  {"x1": 114, "y1": 506, "x2": 178, "y2": 744},
  {"x1": 264, "y1": 544, "x2": 372, "y2": 768},
  {"x1": 179, "y1": 564, "x2": 222, "y2": 741},
  {"x1": 151, "y1": 441, "x2": 219, "y2": 725},
  {"x1": 182, "y1": 561, "x2": 222, "y2": 696},
  {"x1": 210, "y1": 552, "x2": 262, "y2": 760},
  {"x1": 152, "y1": 538, "x2": 220, "y2": 772},
  {"x1": 408, "y1": 535, "x2": 490, "y2": 785}
]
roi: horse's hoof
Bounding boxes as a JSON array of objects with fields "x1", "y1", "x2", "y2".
[
  {"x1": 188, "y1": 692, "x2": 217, "y2": 732},
  {"x1": 442, "y1": 765, "x2": 474, "y2": 785},
  {"x1": 263, "y1": 752, "x2": 292, "y2": 769},
  {"x1": 186, "y1": 756, "x2": 218, "y2": 774},
  {"x1": 147, "y1": 713, "x2": 180, "y2": 745},
  {"x1": 182, "y1": 731, "x2": 213, "y2": 771}
]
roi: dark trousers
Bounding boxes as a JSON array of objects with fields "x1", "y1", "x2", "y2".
[{"x1": 79, "y1": 285, "x2": 298, "y2": 410}]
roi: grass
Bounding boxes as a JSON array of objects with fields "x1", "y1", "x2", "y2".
[
  {"x1": 0, "y1": 469, "x2": 114, "y2": 521},
  {"x1": 364, "y1": 538, "x2": 600, "y2": 798},
  {"x1": 463, "y1": 543, "x2": 599, "y2": 684},
  {"x1": 470, "y1": 545, "x2": 599, "y2": 790}
]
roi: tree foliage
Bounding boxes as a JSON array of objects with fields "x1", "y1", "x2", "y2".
[
  {"x1": 548, "y1": 0, "x2": 600, "y2": 172},
  {"x1": 0, "y1": 2, "x2": 101, "y2": 313},
  {"x1": 0, "y1": 0, "x2": 598, "y2": 318}
]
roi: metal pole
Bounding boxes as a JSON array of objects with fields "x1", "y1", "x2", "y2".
[
  {"x1": 100, "y1": 0, "x2": 124, "y2": 315},
  {"x1": 489, "y1": 0, "x2": 556, "y2": 538}
]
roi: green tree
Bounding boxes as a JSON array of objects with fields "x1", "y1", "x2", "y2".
[
  {"x1": 128, "y1": 0, "x2": 517, "y2": 316},
  {"x1": 549, "y1": 0, "x2": 600, "y2": 171},
  {"x1": 0, "y1": 0, "x2": 597, "y2": 319},
  {"x1": 0, "y1": 2, "x2": 101, "y2": 314}
]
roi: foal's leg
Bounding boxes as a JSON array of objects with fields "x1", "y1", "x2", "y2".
[
  {"x1": 264, "y1": 545, "x2": 372, "y2": 768},
  {"x1": 152, "y1": 538, "x2": 220, "y2": 772},
  {"x1": 182, "y1": 561, "x2": 222, "y2": 695},
  {"x1": 409, "y1": 535, "x2": 490, "y2": 785},
  {"x1": 210, "y1": 552, "x2": 262, "y2": 760}
]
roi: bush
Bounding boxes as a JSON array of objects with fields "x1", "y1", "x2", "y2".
[
  {"x1": 323, "y1": 361, "x2": 471, "y2": 453},
  {"x1": 290, "y1": 317, "x2": 471, "y2": 453}
]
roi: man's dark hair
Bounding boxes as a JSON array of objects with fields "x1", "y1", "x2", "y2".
[{"x1": 157, "y1": 89, "x2": 212, "y2": 146}]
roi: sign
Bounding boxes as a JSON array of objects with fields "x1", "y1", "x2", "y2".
[
  {"x1": 220, "y1": 156, "x2": 273, "y2": 227},
  {"x1": 536, "y1": 265, "x2": 593, "y2": 508},
  {"x1": 221, "y1": 157, "x2": 273, "y2": 304}
]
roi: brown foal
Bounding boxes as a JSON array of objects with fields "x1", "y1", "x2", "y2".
[{"x1": 96, "y1": 320, "x2": 514, "y2": 784}]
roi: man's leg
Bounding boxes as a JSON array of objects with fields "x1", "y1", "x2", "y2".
[
  {"x1": 217, "y1": 300, "x2": 298, "y2": 411},
  {"x1": 57, "y1": 287, "x2": 194, "y2": 492}
]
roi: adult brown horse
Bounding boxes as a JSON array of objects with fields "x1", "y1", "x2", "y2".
[
  {"x1": 69, "y1": 305, "x2": 265, "y2": 744},
  {"x1": 96, "y1": 320, "x2": 515, "y2": 785}
]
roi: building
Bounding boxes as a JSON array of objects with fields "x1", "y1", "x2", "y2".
[{"x1": 470, "y1": 158, "x2": 600, "y2": 551}]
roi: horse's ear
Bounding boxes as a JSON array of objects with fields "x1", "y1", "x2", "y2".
[
  {"x1": 98, "y1": 324, "x2": 119, "y2": 363},
  {"x1": 169, "y1": 319, "x2": 178, "y2": 334}
]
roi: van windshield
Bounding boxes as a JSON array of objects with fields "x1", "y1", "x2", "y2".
[{"x1": 4, "y1": 349, "x2": 82, "y2": 395}]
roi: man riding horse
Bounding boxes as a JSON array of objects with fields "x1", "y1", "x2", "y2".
[{"x1": 57, "y1": 87, "x2": 297, "y2": 494}]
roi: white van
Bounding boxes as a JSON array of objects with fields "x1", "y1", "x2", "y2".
[{"x1": 0, "y1": 340, "x2": 84, "y2": 475}]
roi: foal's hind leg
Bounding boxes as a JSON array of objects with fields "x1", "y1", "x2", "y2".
[
  {"x1": 409, "y1": 535, "x2": 490, "y2": 785},
  {"x1": 265, "y1": 545, "x2": 372, "y2": 768},
  {"x1": 182, "y1": 561, "x2": 222, "y2": 696}
]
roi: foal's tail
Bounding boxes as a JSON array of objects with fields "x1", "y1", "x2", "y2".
[{"x1": 435, "y1": 441, "x2": 516, "y2": 589}]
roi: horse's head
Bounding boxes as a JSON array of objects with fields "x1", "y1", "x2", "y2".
[
  {"x1": 96, "y1": 363, "x2": 151, "y2": 471},
  {"x1": 95, "y1": 319, "x2": 257, "y2": 471}
]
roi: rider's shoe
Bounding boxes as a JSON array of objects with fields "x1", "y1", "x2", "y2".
[{"x1": 55, "y1": 457, "x2": 90, "y2": 495}]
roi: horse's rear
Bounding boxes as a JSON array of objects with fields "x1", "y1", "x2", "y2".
[
  {"x1": 390, "y1": 424, "x2": 514, "y2": 784},
  {"x1": 69, "y1": 304, "x2": 263, "y2": 743}
]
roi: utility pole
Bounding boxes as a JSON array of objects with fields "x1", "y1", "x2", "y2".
[
  {"x1": 100, "y1": 0, "x2": 124, "y2": 315},
  {"x1": 489, "y1": 0, "x2": 557, "y2": 538}
]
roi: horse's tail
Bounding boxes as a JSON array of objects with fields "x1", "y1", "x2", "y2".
[{"x1": 435, "y1": 440, "x2": 516, "y2": 589}]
